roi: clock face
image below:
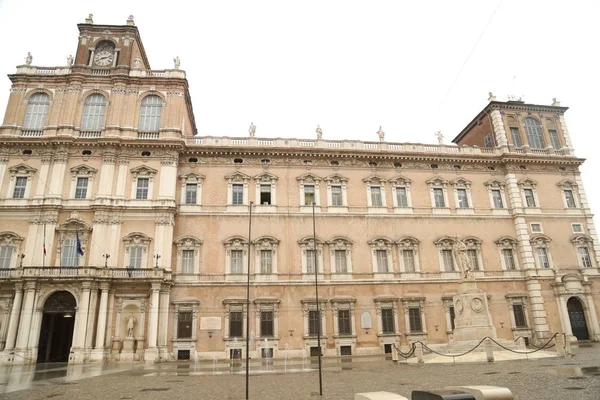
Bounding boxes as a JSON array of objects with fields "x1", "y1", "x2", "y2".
[{"x1": 94, "y1": 50, "x2": 114, "y2": 67}]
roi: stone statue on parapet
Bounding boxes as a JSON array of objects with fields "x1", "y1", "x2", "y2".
[
  {"x1": 316, "y1": 125, "x2": 323, "y2": 139},
  {"x1": 173, "y1": 56, "x2": 181, "y2": 69},
  {"x1": 25, "y1": 52, "x2": 32, "y2": 65},
  {"x1": 435, "y1": 130, "x2": 444, "y2": 145},
  {"x1": 67, "y1": 55, "x2": 74, "y2": 66},
  {"x1": 453, "y1": 236, "x2": 474, "y2": 280},
  {"x1": 377, "y1": 126, "x2": 384, "y2": 142},
  {"x1": 249, "y1": 122, "x2": 256, "y2": 137}
]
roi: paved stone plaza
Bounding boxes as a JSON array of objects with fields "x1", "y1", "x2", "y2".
[{"x1": 0, "y1": 344, "x2": 599, "y2": 400}]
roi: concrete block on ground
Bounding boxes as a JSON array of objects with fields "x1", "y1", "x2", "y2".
[
  {"x1": 447, "y1": 386, "x2": 513, "y2": 400},
  {"x1": 355, "y1": 392, "x2": 408, "y2": 400}
]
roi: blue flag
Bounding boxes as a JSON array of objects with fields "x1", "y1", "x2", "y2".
[{"x1": 76, "y1": 229, "x2": 84, "y2": 256}]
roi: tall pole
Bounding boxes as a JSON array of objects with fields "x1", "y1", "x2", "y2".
[
  {"x1": 312, "y1": 201, "x2": 323, "y2": 396},
  {"x1": 245, "y1": 201, "x2": 253, "y2": 400}
]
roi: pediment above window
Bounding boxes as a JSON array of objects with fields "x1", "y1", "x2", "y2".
[
  {"x1": 8, "y1": 163, "x2": 37, "y2": 176},
  {"x1": 130, "y1": 165, "x2": 158, "y2": 178},
  {"x1": 253, "y1": 172, "x2": 279, "y2": 182},
  {"x1": 388, "y1": 175, "x2": 411, "y2": 186},
  {"x1": 426, "y1": 177, "x2": 448, "y2": 187},
  {"x1": 223, "y1": 236, "x2": 248, "y2": 248},
  {"x1": 123, "y1": 232, "x2": 152, "y2": 246},
  {"x1": 484, "y1": 179, "x2": 505, "y2": 188},
  {"x1": 451, "y1": 178, "x2": 471, "y2": 188},
  {"x1": 58, "y1": 211, "x2": 92, "y2": 232},
  {"x1": 494, "y1": 236, "x2": 518, "y2": 248},
  {"x1": 517, "y1": 178, "x2": 537, "y2": 188},
  {"x1": 570, "y1": 234, "x2": 593, "y2": 246},
  {"x1": 70, "y1": 164, "x2": 97, "y2": 177},
  {"x1": 296, "y1": 173, "x2": 321, "y2": 183},
  {"x1": 362, "y1": 175, "x2": 386, "y2": 184},
  {"x1": 530, "y1": 234, "x2": 551, "y2": 245},
  {"x1": 328, "y1": 236, "x2": 353, "y2": 248},
  {"x1": 179, "y1": 172, "x2": 205, "y2": 183},
  {"x1": 434, "y1": 236, "x2": 456, "y2": 248},
  {"x1": 324, "y1": 174, "x2": 348, "y2": 185},
  {"x1": 253, "y1": 235, "x2": 280, "y2": 248},
  {"x1": 368, "y1": 237, "x2": 393, "y2": 248},
  {"x1": 298, "y1": 236, "x2": 325, "y2": 248},
  {"x1": 557, "y1": 179, "x2": 577, "y2": 189},
  {"x1": 397, "y1": 236, "x2": 419, "y2": 247},
  {"x1": 0, "y1": 231, "x2": 24, "y2": 246},
  {"x1": 225, "y1": 172, "x2": 251, "y2": 183},
  {"x1": 174, "y1": 235, "x2": 203, "y2": 249}
]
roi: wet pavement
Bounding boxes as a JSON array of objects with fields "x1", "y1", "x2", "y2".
[{"x1": 0, "y1": 344, "x2": 599, "y2": 399}]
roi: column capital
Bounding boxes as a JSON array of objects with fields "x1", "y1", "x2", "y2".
[
  {"x1": 99, "y1": 282, "x2": 111, "y2": 291},
  {"x1": 151, "y1": 283, "x2": 162, "y2": 292},
  {"x1": 14, "y1": 282, "x2": 24, "y2": 291},
  {"x1": 81, "y1": 281, "x2": 93, "y2": 291},
  {"x1": 24, "y1": 281, "x2": 37, "y2": 291}
]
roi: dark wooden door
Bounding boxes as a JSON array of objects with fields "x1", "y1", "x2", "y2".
[{"x1": 567, "y1": 297, "x2": 590, "y2": 341}]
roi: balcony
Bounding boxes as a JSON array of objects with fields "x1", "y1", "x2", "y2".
[{"x1": 0, "y1": 266, "x2": 171, "y2": 281}]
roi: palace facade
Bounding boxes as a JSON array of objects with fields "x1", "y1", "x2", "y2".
[{"x1": 0, "y1": 16, "x2": 599, "y2": 365}]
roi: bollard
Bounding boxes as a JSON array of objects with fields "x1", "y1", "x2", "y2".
[
  {"x1": 415, "y1": 342, "x2": 424, "y2": 364},
  {"x1": 564, "y1": 335, "x2": 572, "y2": 355},
  {"x1": 555, "y1": 334, "x2": 566, "y2": 357},
  {"x1": 355, "y1": 392, "x2": 408, "y2": 400},
  {"x1": 447, "y1": 386, "x2": 514, "y2": 400},
  {"x1": 392, "y1": 345, "x2": 399, "y2": 363},
  {"x1": 485, "y1": 338, "x2": 494, "y2": 363}
]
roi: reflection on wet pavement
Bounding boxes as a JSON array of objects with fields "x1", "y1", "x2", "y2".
[{"x1": 554, "y1": 366, "x2": 600, "y2": 376}]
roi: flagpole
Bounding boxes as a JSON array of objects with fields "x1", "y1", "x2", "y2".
[{"x1": 43, "y1": 223, "x2": 46, "y2": 267}]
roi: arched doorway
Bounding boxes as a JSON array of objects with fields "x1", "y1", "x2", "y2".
[
  {"x1": 567, "y1": 297, "x2": 590, "y2": 341},
  {"x1": 37, "y1": 291, "x2": 77, "y2": 363}
]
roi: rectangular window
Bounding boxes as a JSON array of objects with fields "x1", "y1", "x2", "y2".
[
  {"x1": 260, "y1": 184, "x2": 272, "y2": 205},
  {"x1": 232, "y1": 184, "x2": 244, "y2": 205},
  {"x1": 75, "y1": 177, "x2": 89, "y2": 199},
  {"x1": 304, "y1": 185, "x2": 315, "y2": 205},
  {"x1": 381, "y1": 308, "x2": 395, "y2": 334},
  {"x1": 13, "y1": 177, "x2": 27, "y2": 199},
  {"x1": 572, "y1": 223, "x2": 583, "y2": 234},
  {"x1": 370, "y1": 187, "x2": 383, "y2": 207},
  {"x1": 337, "y1": 309, "x2": 352, "y2": 335},
  {"x1": 376, "y1": 249, "x2": 388, "y2": 272},
  {"x1": 181, "y1": 249, "x2": 194, "y2": 274},
  {"x1": 396, "y1": 187, "x2": 408, "y2": 207},
  {"x1": 548, "y1": 129, "x2": 561, "y2": 150},
  {"x1": 0, "y1": 245, "x2": 13, "y2": 269},
  {"x1": 484, "y1": 133, "x2": 494, "y2": 148},
  {"x1": 129, "y1": 245, "x2": 143, "y2": 268},
  {"x1": 564, "y1": 190, "x2": 576, "y2": 208},
  {"x1": 502, "y1": 248, "x2": 516, "y2": 270},
  {"x1": 260, "y1": 311, "x2": 274, "y2": 337},
  {"x1": 530, "y1": 223, "x2": 542, "y2": 233},
  {"x1": 177, "y1": 311, "x2": 193, "y2": 339},
  {"x1": 408, "y1": 308, "x2": 422, "y2": 332},
  {"x1": 308, "y1": 310, "x2": 321, "y2": 336},
  {"x1": 334, "y1": 250, "x2": 347, "y2": 273},
  {"x1": 185, "y1": 183, "x2": 197, "y2": 204},
  {"x1": 524, "y1": 189, "x2": 536, "y2": 207},
  {"x1": 260, "y1": 250, "x2": 272, "y2": 274},
  {"x1": 442, "y1": 249, "x2": 454, "y2": 272},
  {"x1": 492, "y1": 189, "x2": 504, "y2": 208},
  {"x1": 578, "y1": 247, "x2": 592, "y2": 268},
  {"x1": 331, "y1": 186, "x2": 343, "y2": 206},
  {"x1": 537, "y1": 247, "x2": 550, "y2": 268},
  {"x1": 467, "y1": 249, "x2": 479, "y2": 270},
  {"x1": 229, "y1": 311, "x2": 243, "y2": 338},
  {"x1": 61, "y1": 238, "x2": 78, "y2": 267},
  {"x1": 230, "y1": 250, "x2": 243, "y2": 274},
  {"x1": 510, "y1": 127, "x2": 522, "y2": 148},
  {"x1": 136, "y1": 178, "x2": 149, "y2": 200},
  {"x1": 449, "y1": 306, "x2": 456, "y2": 330},
  {"x1": 513, "y1": 304, "x2": 527, "y2": 328},
  {"x1": 306, "y1": 249, "x2": 316, "y2": 274},
  {"x1": 457, "y1": 188, "x2": 469, "y2": 208},
  {"x1": 403, "y1": 250, "x2": 415, "y2": 272},
  {"x1": 433, "y1": 188, "x2": 445, "y2": 207}
]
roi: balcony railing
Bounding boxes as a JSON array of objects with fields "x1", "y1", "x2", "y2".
[{"x1": 0, "y1": 266, "x2": 171, "y2": 280}]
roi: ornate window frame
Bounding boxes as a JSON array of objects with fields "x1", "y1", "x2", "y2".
[
  {"x1": 130, "y1": 165, "x2": 158, "y2": 200},
  {"x1": 23, "y1": 91, "x2": 51, "y2": 131},
  {"x1": 328, "y1": 236, "x2": 353, "y2": 277},
  {"x1": 223, "y1": 236, "x2": 249, "y2": 280},
  {"x1": 0, "y1": 231, "x2": 24, "y2": 269},
  {"x1": 223, "y1": 298, "x2": 247, "y2": 340},
  {"x1": 495, "y1": 236, "x2": 520, "y2": 271},
  {"x1": 505, "y1": 294, "x2": 531, "y2": 339},
  {"x1": 298, "y1": 237, "x2": 324, "y2": 277},
  {"x1": 323, "y1": 174, "x2": 348, "y2": 210},
  {"x1": 55, "y1": 212, "x2": 92, "y2": 267},
  {"x1": 253, "y1": 172, "x2": 278, "y2": 207},
  {"x1": 451, "y1": 178, "x2": 474, "y2": 213},
  {"x1": 172, "y1": 299, "x2": 200, "y2": 348},
  {"x1": 7, "y1": 164, "x2": 37, "y2": 200},
  {"x1": 389, "y1": 175, "x2": 412, "y2": 213},
  {"x1": 442, "y1": 296, "x2": 456, "y2": 336},
  {"x1": 374, "y1": 296, "x2": 400, "y2": 337},
  {"x1": 434, "y1": 236, "x2": 458, "y2": 274},
  {"x1": 556, "y1": 179, "x2": 580, "y2": 210},
  {"x1": 530, "y1": 234, "x2": 553, "y2": 269},
  {"x1": 297, "y1": 173, "x2": 322, "y2": 209},
  {"x1": 571, "y1": 235, "x2": 596, "y2": 269},
  {"x1": 363, "y1": 175, "x2": 387, "y2": 210},
  {"x1": 69, "y1": 164, "x2": 97, "y2": 200},
  {"x1": 368, "y1": 237, "x2": 394, "y2": 276},
  {"x1": 301, "y1": 298, "x2": 328, "y2": 339},
  {"x1": 225, "y1": 172, "x2": 251, "y2": 207},
  {"x1": 123, "y1": 231, "x2": 152, "y2": 269},
  {"x1": 138, "y1": 94, "x2": 164, "y2": 132},
  {"x1": 396, "y1": 236, "x2": 420, "y2": 274},
  {"x1": 426, "y1": 177, "x2": 450, "y2": 213},
  {"x1": 253, "y1": 297, "x2": 280, "y2": 341},
  {"x1": 174, "y1": 235, "x2": 203, "y2": 276},
  {"x1": 401, "y1": 297, "x2": 427, "y2": 341},
  {"x1": 462, "y1": 236, "x2": 484, "y2": 272},
  {"x1": 518, "y1": 179, "x2": 540, "y2": 211},
  {"x1": 330, "y1": 297, "x2": 357, "y2": 339},
  {"x1": 484, "y1": 179, "x2": 508, "y2": 211},
  {"x1": 179, "y1": 172, "x2": 205, "y2": 206},
  {"x1": 253, "y1": 236, "x2": 279, "y2": 279},
  {"x1": 80, "y1": 93, "x2": 108, "y2": 133}
]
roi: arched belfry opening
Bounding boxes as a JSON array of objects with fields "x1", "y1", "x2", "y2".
[
  {"x1": 567, "y1": 297, "x2": 590, "y2": 341},
  {"x1": 37, "y1": 291, "x2": 77, "y2": 363}
]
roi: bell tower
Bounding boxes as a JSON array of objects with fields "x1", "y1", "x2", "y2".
[{"x1": 73, "y1": 14, "x2": 151, "y2": 73}]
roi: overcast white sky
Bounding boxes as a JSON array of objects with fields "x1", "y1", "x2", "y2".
[{"x1": 1, "y1": 0, "x2": 599, "y2": 225}]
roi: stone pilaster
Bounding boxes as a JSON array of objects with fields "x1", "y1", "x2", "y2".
[{"x1": 490, "y1": 109, "x2": 508, "y2": 147}]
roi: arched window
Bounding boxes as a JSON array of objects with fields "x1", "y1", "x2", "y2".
[
  {"x1": 524, "y1": 117, "x2": 546, "y2": 149},
  {"x1": 23, "y1": 93, "x2": 50, "y2": 130},
  {"x1": 138, "y1": 95, "x2": 163, "y2": 132},
  {"x1": 81, "y1": 94, "x2": 107, "y2": 132}
]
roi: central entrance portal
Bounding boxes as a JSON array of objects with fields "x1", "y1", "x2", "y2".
[
  {"x1": 37, "y1": 291, "x2": 77, "y2": 363},
  {"x1": 567, "y1": 297, "x2": 590, "y2": 341}
]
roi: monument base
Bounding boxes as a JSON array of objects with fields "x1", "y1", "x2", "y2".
[
  {"x1": 452, "y1": 279, "x2": 497, "y2": 342},
  {"x1": 119, "y1": 337, "x2": 136, "y2": 361}
]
